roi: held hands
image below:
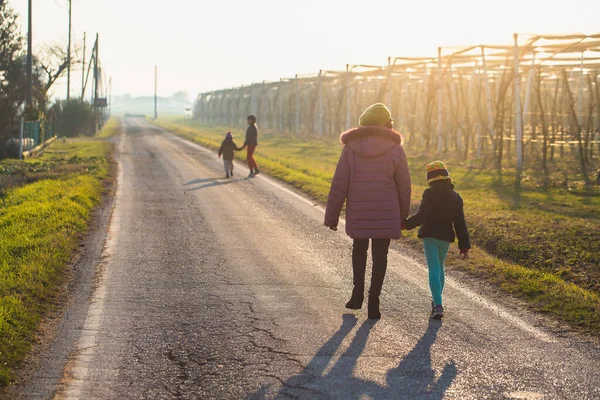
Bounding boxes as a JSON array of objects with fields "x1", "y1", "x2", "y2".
[{"x1": 460, "y1": 248, "x2": 469, "y2": 260}]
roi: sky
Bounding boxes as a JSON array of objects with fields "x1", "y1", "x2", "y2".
[{"x1": 9, "y1": 0, "x2": 600, "y2": 101}]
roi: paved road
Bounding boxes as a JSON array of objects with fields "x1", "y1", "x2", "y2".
[{"x1": 20, "y1": 118, "x2": 600, "y2": 399}]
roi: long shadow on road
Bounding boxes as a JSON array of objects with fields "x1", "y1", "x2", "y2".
[
  {"x1": 183, "y1": 177, "x2": 223, "y2": 186},
  {"x1": 251, "y1": 315, "x2": 456, "y2": 399},
  {"x1": 183, "y1": 177, "x2": 252, "y2": 191}
]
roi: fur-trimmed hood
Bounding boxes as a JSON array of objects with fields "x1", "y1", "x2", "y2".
[{"x1": 340, "y1": 126, "x2": 403, "y2": 158}]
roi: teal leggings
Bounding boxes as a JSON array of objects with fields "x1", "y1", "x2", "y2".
[{"x1": 423, "y1": 237, "x2": 451, "y2": 306}]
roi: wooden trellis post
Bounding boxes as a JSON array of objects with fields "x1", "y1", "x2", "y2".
[
  {"x1": 251, "y1": 87, "x2": 257, "y2": 117},
  {"x1": 294, "y1": 75, "x2": 300, "y2": 135},
  {"x1": 346, "y1": 65, "x2": 352, "y2": 130},
  {"x1": 397, "y1": 78, "x2": 406, "y2": 136},
  {"x1": 437, "y1": 47, "x2": 444, "y2": 156},
  {"x1": 318, "y1": 70, "x2": 324, "y2": 137},
  {"x1": 386, "y1": 57, "x2": 393, "y2": 107},
  {"x1": 278, "y1": 81, "x2": 284, "y2": 132},
  {"x1": 577, "y1": 51, "x2": 584, "y2": 128},
  {"x1": 523, "y1": 51, "x2": 536, "y2": 133},
  {"x1": 481, "y1": 46, "x2": 496, "y2": 153},
  {"x1": 514, "y1": 34, "x2": 524, "y2": 180},
  {"x1": 219, "y1": 92, "x2": 225, "y2": 125}
]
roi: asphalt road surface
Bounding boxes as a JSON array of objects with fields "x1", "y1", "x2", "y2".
[{"x1": 19, "y1": 118, "x2": 600, "y2": 399}]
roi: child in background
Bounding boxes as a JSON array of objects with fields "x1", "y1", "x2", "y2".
[
  {"x1": 218, "y1": 132, "x2": 242, "y2": 178},
  {"x1": 403, "y1": 161, "x2": 470, "y2": 319},
  {"x1": 243, "y1": 114, "x2": 260, "y2": 177}
]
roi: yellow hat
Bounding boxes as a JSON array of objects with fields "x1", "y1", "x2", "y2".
[
  {"x1": 358, "y1": 103, "x2": 393, "y2": 127},
  {"x1": 426, "y1": 161, "x2": 453, "y2": 185}
]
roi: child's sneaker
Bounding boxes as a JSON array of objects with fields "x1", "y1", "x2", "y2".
[
  {"x1": 248, "y1": 171, "x2": 255, "y2": 177},
  {"x1": 431, "y1": 304, "x2": 444, "y2": 319},
  {"x1": 254, "y1": 169, "x2": 260, "y2": 175},
  {"x1": 230, "y1": 170, "x2": 234, "y2": 177}
]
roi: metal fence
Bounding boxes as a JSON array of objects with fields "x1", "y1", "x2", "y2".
[{"x1": 23, "y1": 121, "x2": 41, "y2": 147}]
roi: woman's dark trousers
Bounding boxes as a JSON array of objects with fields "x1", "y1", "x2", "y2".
[{"x1": 347, "y1": 238, "x2": 390, "y2": 319}]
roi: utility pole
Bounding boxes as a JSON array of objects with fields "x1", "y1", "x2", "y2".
[
  {"x1": 93, "y1": 33, "x2": 99, "y2": 130},
  {"x1": 26, "y1": 0, "x2": 32, "y2": 108},
  {"x1": 66, "y1": 0, "x2": 72, "y2": 101},
  {"x1": 93, "y1": 33, "x2": 99, "y2": 106},
  {"x1": 109, "y1": 76, "x2": 112, "y2": 117},
  {"x1": 154, "y1": 65, "x2": 158, "y2": 119},
  {"x1": 81, "y1": 32, "x2": 86, "y2": 100}
]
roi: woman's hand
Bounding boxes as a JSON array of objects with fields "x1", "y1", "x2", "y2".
[{"x1": 460, "y1": 248, "x2": 469, "y2": 260}]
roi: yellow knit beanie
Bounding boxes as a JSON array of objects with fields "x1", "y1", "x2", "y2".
[
  {"x1": 426, "y1": 160, "x2": 454, "y2": 185},
  {"x1": 358, "y1": 103, "x2": 393, "y2": 127}
]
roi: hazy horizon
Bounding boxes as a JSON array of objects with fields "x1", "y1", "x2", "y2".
[{"x1": 10, "y1": 0, "x2": 600, "y2": 101}]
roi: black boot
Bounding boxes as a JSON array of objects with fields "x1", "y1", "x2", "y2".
[
  {"x1": 345, "y1": 285, "x2": 364, "y2": 309},
  {"x1": 348, "y1": 239, "x2": 368, "y2": 310},
  {"x1": 367, "y1": 239, "x2": 390, "y2": 320},
  {"x1": 368, "y1": 294, "x2": 381, "y2": 320},
  {"x1": 368, "y1": 276, "x2": 384, "y2": 319}
]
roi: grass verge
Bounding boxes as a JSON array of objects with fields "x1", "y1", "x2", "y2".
[
  {"x1": 0, "y1": 140, "x2": 111, "y2": 386},
  {"x1": 151, "y1": 116, "x2": 600, "y2": 334},
  {"x1": 96, "y1": 117, "x2": 121, "y2": 138}
]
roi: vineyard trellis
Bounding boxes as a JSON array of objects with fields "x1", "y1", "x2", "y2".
[{"x1": 194, "y1": 33, "x2": 600, "y2": 186}]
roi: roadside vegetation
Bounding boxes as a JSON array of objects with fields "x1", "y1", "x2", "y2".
[
  {"x1": 96, "y1": 117, "x2": 121, "y2": 139},
  {"x1": 152, "y1": 116, "x2": 600, "y2": 334},
  {"x1": 0, "y1": 138, "x2": 111, "y2": 386}
]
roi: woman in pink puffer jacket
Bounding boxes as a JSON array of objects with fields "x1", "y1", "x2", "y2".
[{"x1": 324, "y1": 103, "x2": 411, "y2": 319}]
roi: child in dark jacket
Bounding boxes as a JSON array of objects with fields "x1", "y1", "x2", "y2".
[
  {"x1": 403, "y1": 161, "x2": 470, "y2": 319},
  {"x1": 218, "y1": 132, "x2": 242, "y2": 178}
]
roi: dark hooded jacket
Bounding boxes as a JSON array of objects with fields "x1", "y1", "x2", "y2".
[
  {"x1": 244, "y1": 124, "x2": 258, "y2": 146},
  {"x1": 324, "y1": 126, "x2": 411, "y2": 239},
  {"x1": 218, "y1": 137, "x2": 242, "y2": 160},
  {"x1": 404, "y1": 180, "x2": 471, "y2": 249}
]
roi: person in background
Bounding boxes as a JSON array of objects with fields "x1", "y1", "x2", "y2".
[
  {"x1": 403, "y1": 161, "x2": 470, "y2": 319},
  {"x1": 218, "y1": 131, "x2": 242, "y2": 178},
  {"x1": 242, "y1": 114, "x2": 260, "y2": 177},
  {"x1": 324, "y1": 103, "x2": 411, "y2": 320}
]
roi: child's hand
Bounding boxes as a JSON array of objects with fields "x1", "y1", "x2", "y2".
[{"x1": 460, "y1": 248, "x2": 469, "y2": 260}]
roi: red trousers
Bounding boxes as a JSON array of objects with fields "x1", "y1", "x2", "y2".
[{"x1": 246, "y1": 145, "x2": 258, "y2": 170}]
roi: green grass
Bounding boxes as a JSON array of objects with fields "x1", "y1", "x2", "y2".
[
  {"x1": 0, "y1": 140, "x2": 110, "y2": 386},
  {"x1": 96, "y1": 117, "x2": 121, "y2": 138},
  {"x1": 151, "y1": 116, "x2": 600, "y2": 334}
]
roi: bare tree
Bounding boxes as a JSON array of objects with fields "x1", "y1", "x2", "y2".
[{"x1": 37, "y1": 41, "x2": 81, "y2": 94}]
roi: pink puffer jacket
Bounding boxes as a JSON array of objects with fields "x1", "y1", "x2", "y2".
[{"x1": 324, "y1": 126, "x2": 411, "y2": 239}]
